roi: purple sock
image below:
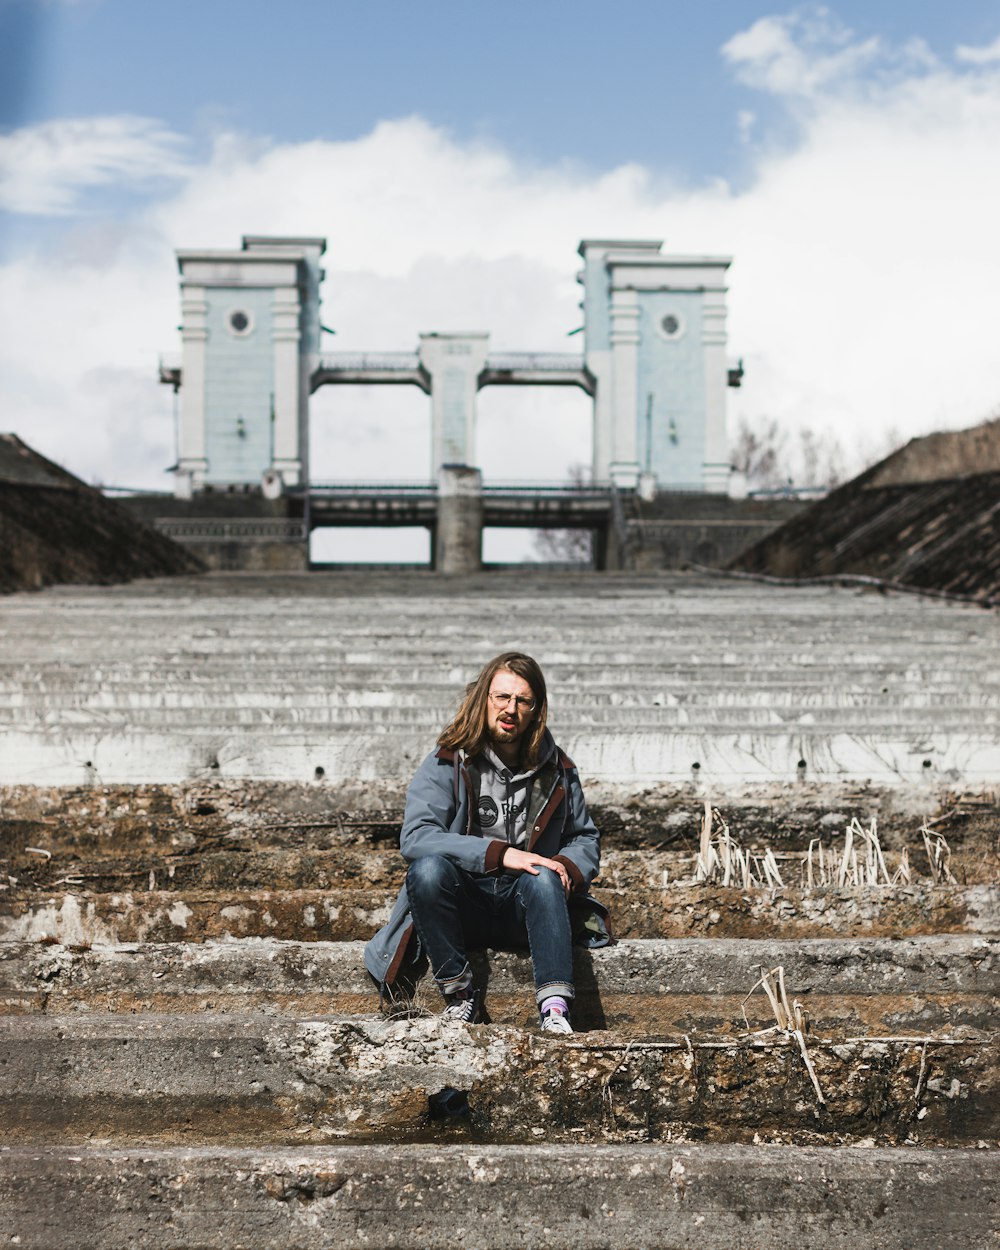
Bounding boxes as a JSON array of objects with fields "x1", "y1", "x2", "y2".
[{"x1": 540, "y1": 995, "x2": 569, "y2": 1017}]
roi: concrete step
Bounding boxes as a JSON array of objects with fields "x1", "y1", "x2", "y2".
[
  {"x1": 3, "y1": 882, "x2": 997, "y2": 945},
  {"x1": 7, "y1": 692, "x2": 999, "y2": 717},
  {"x1": 6, "y1": 707, "x2": 997, "y2": 731},
  {"x1": 3, "y1": 937, "x2": 996, "y2": 1036},
  {"x1": 5, "y1": 846, "x2": 994, "y2": 893},
  {"x1": 1, "y1": 1012, "x2": 995, "y2": 1147},
  {"x1": 4, "y1": 653, "x2": 989, "y2": 678},
  {"x1": 3, "y1": 1143, "x2": 997, "y2": 1250},
  {"x1": 3, "y1": 573, "x2": 997, "y2": 784},
  {"x1": 2, "y1": 654, "x2": 994, "y2": 675},
  {"x1": 3, "y1": 781, "x2": 994, "y2": 856},
  {"x1": 5, "y1": 726, "x2": 998, "y2": 785}
]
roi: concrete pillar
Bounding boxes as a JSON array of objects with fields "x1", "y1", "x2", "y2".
[
  {"x1": 435, "y1": 465, "x2": 482, "y2": 574},
  {"x1": 608, "y1": 289, "x2": 641, "y2": 488},
  {"x1": 175, "y1": 286, "x2": 209, "y2": 497},
  {"x1": 271, "y1": 285, "x2": 303, "y2": 487},
  {"x1": 701, "y1": 286, "x2": 730, "y2": 493},
  {"x1": 419, "y1": 334, "x2": 490, "y2": 474}
]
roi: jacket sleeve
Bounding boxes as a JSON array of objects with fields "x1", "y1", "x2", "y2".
[
  {"x1": 399, "y1": 750, "x2": 508, "y2": 874},
  {"x1": 551, "y1": 766, "x2": 601, "y2": 894}
]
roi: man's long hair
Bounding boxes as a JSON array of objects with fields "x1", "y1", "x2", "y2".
[{"x1": 438, "y1": 651, "x2": 549, "y2": 765}]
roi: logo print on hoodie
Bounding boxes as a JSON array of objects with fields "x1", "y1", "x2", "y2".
[{"x1": 477, "y1": 796, "x2": 499, "y2": 828}]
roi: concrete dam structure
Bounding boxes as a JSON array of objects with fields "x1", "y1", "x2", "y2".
[
  {"x1": 1, "y1": 568, "x2": 998, "y2": 1246},
  {"x1": 150, "y1": 235, "x2": 753, "y2": 572}
]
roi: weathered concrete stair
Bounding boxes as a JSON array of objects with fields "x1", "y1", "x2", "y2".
[
  {"x1": 3, "y1": 936, "x2": 996, "y2": 1036},
  {"x1": 4, "y1": 1143, "x2": 996, "y2": 1250},
  {"x1": 3, "y1": 882, "x2": 997, "y2": 945},
  {"x1": 2, "y1": 570, "x2": 999, "y2": 784},
  {"x1": 2, "y1": 571, "x2": 998, "y2": 1246},
  {"x1": 2, "y1": 1012, "x2": 996, "y2": 1148}
]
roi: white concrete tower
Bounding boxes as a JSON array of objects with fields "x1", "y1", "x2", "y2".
[
  {"x1": 169, "y1": 236, "x2": 325, "y2": 498},
  {"x1": 578, "y1": 240, "x2": 734, "y2": 492}
]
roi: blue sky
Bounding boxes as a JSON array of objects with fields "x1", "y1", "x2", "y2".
[
  {"x1": 2, "y1": 2, "x2": 1000, "y2": 559},
  {"x1": 6, "y1": 1, "x2": 1000, "y2": 179}
]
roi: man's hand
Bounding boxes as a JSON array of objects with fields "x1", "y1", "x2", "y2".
[{"x1": 502, "y1": 847, "x2": 571, "y2": 895}]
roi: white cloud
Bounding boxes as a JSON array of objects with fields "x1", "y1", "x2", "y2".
[
  {"x1": 0, "y1": 115, "x2": 189, "y2": 214},
  {"x1": 721, "y1": 9, "x2": 938, "y2": 102},
  {"x1": 955, "y1": 34, "x2": 1000, "y2": 65},
  {"x1": 2, "y1": 16, "x2": 1000, "y2": 528},
  {"x1": 721, "y1": 10, "x2": 881, "y2": 99}
]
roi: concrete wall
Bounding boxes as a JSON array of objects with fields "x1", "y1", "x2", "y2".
[
  {"x1": 624, "y1": 494, "x2": 807, "y2": 571},
  {"x1": 636, "y1": 289, "x2": 705, "y2": 485},
  {"x1": 204, "y1": 288, "x2": 274, "y2": 484}
]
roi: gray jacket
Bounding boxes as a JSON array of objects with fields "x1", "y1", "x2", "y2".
[{"x1": 363, "y1": 731, "x2": 608, "y2": 989}]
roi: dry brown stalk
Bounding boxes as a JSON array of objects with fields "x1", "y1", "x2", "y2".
[
  {"x1": 921, "y1": 825, "x2": 957, "y2": 884},
  {"x1": 742, "y1": 965, "x2": 825, "y2": 1105},
  {"x1": 601, "y1": 1039, "x2": 636, "y2": 1125},
  {"x1": 843, "y1": 1036, "x2": 978, "y2": 1045},
  {"x1": 914, "y1": 1040, "x2": 929, "y2": 1105},
  {"x1": 694, "y1": 803, "x2": 782, "y2": 889},
  {"x1": 809, "y1": 817, "x2": 911, "y2": 889}
]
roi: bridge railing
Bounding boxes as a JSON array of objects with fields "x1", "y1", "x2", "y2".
[
  {"x1": 316, "y1": 352, "x2": 422, "y2": 371},
  {"x1": 306, "y1": 481, "x2": 435, "y2": 493},
  {"x1": 484, "y1": 353, "x2": 587, "y2": 371},
  {"x1": 304, "y1": 480, "x2": 616, "y2": 499}
]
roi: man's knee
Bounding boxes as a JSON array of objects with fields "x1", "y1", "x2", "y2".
[
  {"x1": 517, "y1": 866, "x2": 565, "y2": 906},
  {"x1": 406, "y1": 854, "x2": 459, "y2": 899}
]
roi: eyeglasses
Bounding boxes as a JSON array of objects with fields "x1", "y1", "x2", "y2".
[{"x1": 489, "y1": 691, "x2": 537, "y2": 712}]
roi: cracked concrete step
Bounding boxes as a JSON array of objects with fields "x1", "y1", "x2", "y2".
[
  {"x1": 6, "y1": 655, "x2": 991, "y2": 677},
  {"x1": 2, "y1": 1143, "x2": 998, "y2": 1250},
  {"x1": 3, "y1": 573, "x2": 997, "y2": 785},
  {"x1": 5, "y1": 846, "x2": 995, "y2": 892},
  {"x1": 5, "y1": 678, "x2": 997, "y2": 700},
  {"x1": 3, "y1": 883, "x2": 997, "y2": 945},
  {"x1": 3, "y1": 781, "x2": 994, "y2": 855},
  {"x1": 5, "y1": 727, "x2": 997, "y2": 785},
  {"x1": 5, "y1": 676, "x2": 993, "y2": 706},
  {"x1": 7, "y1": 708, "x2": 996, "y2": 730},
  {"x1": 3, "y1": 937, "x2": 996, "y2": 1036},
  {"x1": 0, "y1": 1013, "x2": 995, "y2": 1147}
]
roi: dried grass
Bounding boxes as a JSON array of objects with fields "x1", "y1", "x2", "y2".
[
  {"x1": 742, "y1": 964, "x2": 825, "y2": 1105},
  {"x1": 806, "y1": 817, "x2": 910, "y2": 888},
  {"x1": 694, "y1": 801, "x2": 783, "y2": 889},
  {"x1": 921, "y1": 825, "x2": 957, "y2": 884}
]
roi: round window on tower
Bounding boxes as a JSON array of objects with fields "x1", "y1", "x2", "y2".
[
  {"x1": 227, "y1": 309, "x2": 254, "y2": 337},
  {"x1": 658, "y1": 312, "x2": 685, "y2": 340}
]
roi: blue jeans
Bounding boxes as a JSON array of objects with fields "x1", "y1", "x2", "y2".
[{"x1": 406, "y1": 854, "x2": 574, "y2": 1006}]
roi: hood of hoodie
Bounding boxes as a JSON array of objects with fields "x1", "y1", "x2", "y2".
[{"x1": 467, "y1": 730, "x2": 556, "y2": 847}]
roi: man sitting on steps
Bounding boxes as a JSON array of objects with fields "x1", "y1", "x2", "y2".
[{"x1": 364, "y1": 651, "x2": 610, "y2": 1034}]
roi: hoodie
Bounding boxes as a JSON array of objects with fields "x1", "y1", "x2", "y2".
[{"x1": 470, "y1": 739, "x2": 556, "y2": 849}]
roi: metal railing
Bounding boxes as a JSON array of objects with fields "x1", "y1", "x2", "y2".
[
  {"x1": 316, "y1": 352, "x2": 422, "y2": 372},
  {"x1": 305, "y1": 480, "x2": 615, "y2": 498},
  {"x1": 306, "y1": 481, "x2": 435, "y2": 496},
  {"x1": 154, "y1": 519, "x2": 308, "y2": 542},
  {"x1": 484, "y1": 353, "x2": 587, "y2": 372}
]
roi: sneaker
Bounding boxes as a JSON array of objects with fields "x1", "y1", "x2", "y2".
[
  {"x1": 442, "y1": 987, "x2": 481, "y2": 1024},
  {"x1": 540, "y1": 1010, "x2": 573, "y2": 1035}
]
